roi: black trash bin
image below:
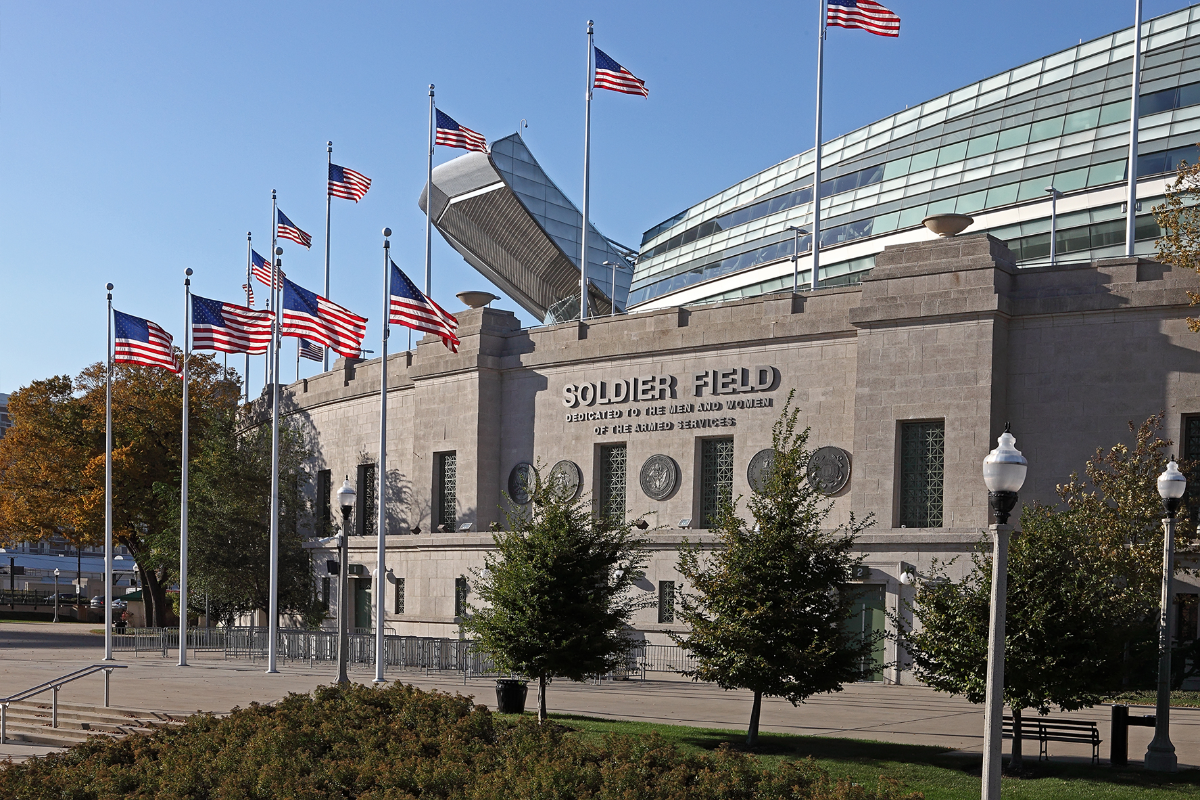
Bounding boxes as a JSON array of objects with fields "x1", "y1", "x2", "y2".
[{"x1": 495, "y1": 679, "x2": 528, "y2": 714}]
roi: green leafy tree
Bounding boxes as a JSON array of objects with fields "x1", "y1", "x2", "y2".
[
  {"x1": 460, "y1": 466, "x2": 649, "y2": 722},
  {"x1": 1155, "y1": 157, "x2": 1200, "y2": 330},
  {"x1": 674, "y1": 394, "x2": 876, "y2": 746},
  {"x1": 898, "y1": 417, "x2": 1181, "y2": 772}
]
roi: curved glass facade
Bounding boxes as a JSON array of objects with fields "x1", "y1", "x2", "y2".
[{"x1": 630, "y1": 5, "x2": 1200, "y2": 310}]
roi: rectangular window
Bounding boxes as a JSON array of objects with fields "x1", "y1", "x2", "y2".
[
  {"x1": 355, "y1": 463, "x2": 377, "y2": 537},
  {"x1": 1176, "y1": 593, "x2": 1199, "y2": 642},
  {"x1": 437, "y1": 452, "x2": 457, "y2": 531},
  {"x1": 454, "y1": 577, "x2": 468, "y2": 617},
  {"x1": 700, "y1": 438, "x2": 735, "y2": 528},
  {"x1": 317, "y1": 469, "x2": 332, "y2": 535},
  {"x1": 321, "y1": 576, "x2": 330, "y2": 610},
  {"x1": 394, "y1": 577, "x2": 405, "y2": 615},
  {"x1": 658, "y1": 581, "x2": 675, "y2": 624},
  {"x1": 599, "y1": 444, "x2": 627, "y2": 521},
  {"x1": 898, "y1": 421, "x2": 945, "y2": 528}
]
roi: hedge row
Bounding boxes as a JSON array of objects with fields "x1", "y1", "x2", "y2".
[{"x1": 0, "y1": 683, "x2": 921, "y2": 799}]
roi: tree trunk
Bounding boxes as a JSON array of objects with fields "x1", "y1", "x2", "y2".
[
  {"x1": 1010, "y1": 707, "x2": 1024, "y2": 774},
  {"x1": 538, "y1": 675, "x2": 547, "y2": 724},
  {"x1": 143, "y1": 566, "x2": 170, "y2": 628},
  {"x1": 136, "y1": 563, "x2": 156, "y2": 628},
  {"x1": 746, "y1": 690, "x2": 763, "y2": 747}
]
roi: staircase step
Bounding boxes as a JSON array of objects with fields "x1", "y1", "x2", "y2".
[{"x1": 2, "y1": 701, "x2": 185, "y2": 749}]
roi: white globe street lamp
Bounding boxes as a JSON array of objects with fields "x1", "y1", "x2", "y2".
[
  {"x1": 53, "y1": 568, "x2": 61, "y2": 623},
  {"x1": 980, "y1": 424, "x2": 1027, "y2": 800},
  {"x1": 336, "y1": 478, "x2": 356, "y2": 686},
  {"x1": 1145, "y1": 460, "x2": 1185, "y2": 772}
]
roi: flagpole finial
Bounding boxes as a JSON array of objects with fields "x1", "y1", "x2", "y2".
[
  {"x1": 247, "y1": 231, "x2": 252, "y2": 241},
  {"x1": 272, "y1": 188, "x2": 277, "y2": 199},
  {"x1": 106, "y1": 282, "x2": 114, "y2": 291},
  {"x1": 587, "y1": 19, "x2": 593, "y2": 32},
  {"x1": 275, "y1": 246, "x2": 283, "y2": 256},
  {"x1": 383, "y1": 227, "x2": 392, "y2": 238},
  {"x1": 327, "y1": 141, "x2": 332, "y2": 152},
  {"x1": 429, "y1": 83, "x2": 434, "y2": 95}
]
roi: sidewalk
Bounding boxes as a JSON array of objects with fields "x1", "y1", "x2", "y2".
[{"x1": 2, "y1": 622, "x2": 1197, "y2": 768}]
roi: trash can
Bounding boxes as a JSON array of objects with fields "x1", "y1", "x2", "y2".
[{"x1": 495, "y1": 679, "x2": 528, "y2": 714}]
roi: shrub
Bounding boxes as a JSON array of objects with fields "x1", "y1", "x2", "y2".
[{"x1": 0, "y1": 683, "x2": 920, "y2": 799}]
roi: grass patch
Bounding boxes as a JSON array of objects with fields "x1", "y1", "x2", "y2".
[
  {"x1": 1107, "y1": 691, "x2": 1200, "y2": 708},
  {"x1": 499, "y1": 712, "x2": 1200, "y2": 800}
]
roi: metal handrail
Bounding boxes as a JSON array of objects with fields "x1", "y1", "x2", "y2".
[{"x1": 0, "y1": 663, "x2": 127, "y2": 744}]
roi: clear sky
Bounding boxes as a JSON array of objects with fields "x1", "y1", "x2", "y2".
[{"x1": 0, "y1": 0, "x2": 1188, "y2": 395}]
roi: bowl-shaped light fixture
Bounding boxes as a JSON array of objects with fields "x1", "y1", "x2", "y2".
[
  {"x1": 337, "y1": 477, "x2": 356, "y2": 512},
  {"x1": 982, "y1": 425, "x2": 1028, "y2": 494}
]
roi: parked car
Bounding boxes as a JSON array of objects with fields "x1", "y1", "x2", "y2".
[
  {"x1": 111, "y1": 599, "x2": 128, "y2": 611},
  {"x1": 89, "y1": 595, "x2": 104, "y2": 609}
]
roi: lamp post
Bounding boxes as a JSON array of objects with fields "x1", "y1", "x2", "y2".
[
  {"x1": 603, "y1": 261, "x2": 618, "y2": 316},
  {"x1": 1045, "y1": 186, "x2": 1064, "y2": 266},
  {"x1": 1145, "y1": 460, "x2": 1186, "y2": 772},
  {"x1": 336, "y1": 478, "x2": 356, "y2": 686},
  {"x1": 53, "y1": 568, "x2": 60, "y2": 623},
  {"x1": 788, "y1": 226, "x2": 809, "y2": 293},
  {"x1": 980, "y1": 423, "x2": 1028, "y2": 800}
]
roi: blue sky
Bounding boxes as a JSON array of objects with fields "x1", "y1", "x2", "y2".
[{"x1": 0, "y1": 0, "x2": 1187, "y2": 394}]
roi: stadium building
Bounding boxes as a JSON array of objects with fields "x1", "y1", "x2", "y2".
[{"x1": 278, "y1": 7, "x2": 1200, "y2": 679}]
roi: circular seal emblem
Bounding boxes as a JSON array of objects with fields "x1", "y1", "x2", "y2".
[
  {"x1": 639, "y1": 454, "x2": 679, "y2": 501},
  {"x1": 507, "y1": 462, "x2": 537, "y2": 505},
  {"x1": 746, "y1": 449, "x2": 777, "y2": 494},
  {"x1": 548, "y1": 460, "x2": 582, "y2": 500},
  {"x1": 806, "y1": 446, "x2": 852, "y2": 496}
]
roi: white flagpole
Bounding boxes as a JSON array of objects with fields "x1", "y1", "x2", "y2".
[
  {"x1": 375, "y1": 230, "x2": 392, "y2": 683},
  {"x1": 267, "y1": 193, "x2": 281, "y2": 674},
  {"x1": 245, "y1": 233, "x2": 252, "y2": 403},
  {"x1": 1125, "y1": 0, "x2": 1143, "y2": 256},
  {"x1": 425, "y1": 85, "x2": 435, "y2": 299},
  {"x1": 104, "y1": 283, "x2": 114, "y2": 661},
  {"x1": 579, "y1": 20, "x2": 594, "y2": 322},
  {"x1": 811, "y1": 1, "x2": 826, "y2": 291},
  {"x1": 323, "y1": 141, "x2": 333, "y2": 372},
  {"x1": 179, "y1": 269, "x2": 192, "y2": 667}
]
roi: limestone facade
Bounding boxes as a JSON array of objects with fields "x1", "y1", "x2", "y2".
[{"x1": 279, "y1": 234, "x2": 1200, "y2": 679}]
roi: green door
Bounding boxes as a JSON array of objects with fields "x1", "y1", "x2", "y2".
[
  {"x1": 844, "y1": 585, "x2": 886, "y2": 681},
  {"x1": 354, "y1": 577, "x2": 372, "y2": 630}
]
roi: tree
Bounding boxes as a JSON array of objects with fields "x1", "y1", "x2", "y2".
[
  {"x1": 898, "y1": 417, "x2": 1182, "y2": 772},
  {"x1": 673, "y1": 394, "x2": 876, "y2": 747},
  {"x1": 459, "y1": 466, "x2": 649, "y2": 722},
  {"x1": 1155, "y1": 157, "x2": 1200, "y2": 330},
  {"x1": 0, "y1": 357, "x2": 319, "y2": 627}
]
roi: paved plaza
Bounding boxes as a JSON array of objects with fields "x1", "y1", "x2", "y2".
[{"x1": 2, "y1": 621, "x2": 1198, "y2": 769}]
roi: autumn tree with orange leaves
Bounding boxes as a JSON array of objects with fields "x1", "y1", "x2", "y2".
[{"x1": 0, "y1": 357, "x2": 317, "y2": 627}]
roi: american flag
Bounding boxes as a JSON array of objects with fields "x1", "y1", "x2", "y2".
[
  {"x1": 280, "y1": 277, "x2": 367, "y2": 357},
  {"x1": 113, "y1": 309, "x2": 180, "y2": 375},
  {"x1": 826, "y1": 0, "x2": 900, "y2": 37},
  {"x1": 243, "y1": 283, "x2": 255, "y2": 306},
  {"x1": 593, "y1": 47, "x2": 648, "y2": 97},
  {"x1": 435, "y1": 109, "x2": 487, "y2": 153},
  {"x1": 389, "y1": 261, "x2": 459, "y2": 352},
  {"x1": 277, "y1": 209, "x2": 312, "y2": 248},
  {"x1": 328, "y1": 163, "x2": 372, "y2": 202},
  {"x1": 299, "y1": 339, "x2": 323, "y2": 361},
  {"x1": 190, "y1": 294, "x2": 274, "y2": 355},
  {"x1": 251, "y1": 249, "x2": 283, "y2": 287}
]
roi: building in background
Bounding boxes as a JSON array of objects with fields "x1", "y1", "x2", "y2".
[
  {"x1": 629, "y1": 5, "x2": 1200, "y2": 310},
  {"x1": 0, "y1": 392, "x2": 11, "y2": 438}
]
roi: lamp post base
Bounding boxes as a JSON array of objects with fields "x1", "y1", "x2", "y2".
[{"x1": 1145, "y1": 742, "x2": 1178, "y2": 773}]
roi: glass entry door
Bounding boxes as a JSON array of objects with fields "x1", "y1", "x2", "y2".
[{"x1": 844, "y1": 584, "x2": 887, "y2": 681}]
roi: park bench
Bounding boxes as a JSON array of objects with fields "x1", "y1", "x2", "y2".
[{"x1": 1003, "y1": 715, "x2": 1101, "y2": 764}]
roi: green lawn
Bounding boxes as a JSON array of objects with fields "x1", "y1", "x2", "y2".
[
  {"x1": 502, "y1": 713, "x2": 1200, "y2": 800},
  {"x1": 1107, "y1": 691, "x2": 1200, "y2": 709}
]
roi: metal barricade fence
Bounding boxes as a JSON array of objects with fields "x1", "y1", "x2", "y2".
[{"x1": 101, "y1": 626, "x2": 698, "y2": 678}]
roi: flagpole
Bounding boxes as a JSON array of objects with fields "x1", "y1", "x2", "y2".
[
  {"x1": 268, "y1": 191, "x2": 278, "y2": 389},
  {"x1": 104, "y1": 282, "x2": 114, "y2": 662},
  {"x1": 267, "y1": 241, "x2": 282, "y2": 674},
  {"x1": 296, "y1": 339, "x2": 301, "y2": 383},
  {"x1": 375, "y1": 230, "x2": 392, "y2": 684},
  {"x1": 1125, "y1": 0, "x2": 1143, "y2": 256},
  {"x1": 425, "y1": 85, "x2": 435, "y2": 299},
  {"x1": 245, "y1": 232, "x2": 252, "y2": 404},
  {"x1": 179, "y1": 268, "x2": 192, "y2": 667},
  {"x1": 323, "y1": 141, "x2": 333, "y2": 372},
  {"x1": 811, "y1": 0, "x2": 826, "y2": 292},
  {"x1": 579, "y1": 20, "x2": 594, "y2": 322}
]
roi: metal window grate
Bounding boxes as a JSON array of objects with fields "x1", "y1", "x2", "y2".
[
  {"x1": 599, "y1": 444, "x2": 627, "y2": 521},
  {"x1": 658, "y1": 581, "x2": 675, "y2": 624},
  {"x1": 395, "y1": 577, "x2": 405, "y2": 615},
  {"x1": 356, "y1": 464, "x2": 377, "y2": 537},
  {"x1": 438, "y1": 452, "x2": 457, "y2": 528},
  {"x1": 700, "y1": 438, "x2": 735, "y2": 528},
  {"x1": 899, "y1": 422, "x2": 945, "y2": 528},
  {"x1": 317, "y1": 470, "x2": 332, "y2": 534},
  {"x1": 454, "y1": 577, "x2": 467, "y2": 618}
]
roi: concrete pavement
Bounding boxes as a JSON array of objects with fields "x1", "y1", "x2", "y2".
[{"x1": 2, "y1": 622, "x2": 1197, "y2": 769}]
